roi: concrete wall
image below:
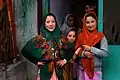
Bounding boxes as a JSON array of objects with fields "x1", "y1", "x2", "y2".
[
  {"x1": 14, "y1": 0, "x2": 38, "y2": 50},
  {"x1": 0, "y1": 61, "x2": 27, "y2": 80}
]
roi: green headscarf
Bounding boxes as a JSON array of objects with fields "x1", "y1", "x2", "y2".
[{"x1": 40, "y1": 13, "x2": 61, "y2": 41}]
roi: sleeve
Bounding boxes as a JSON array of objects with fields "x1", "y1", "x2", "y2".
[
  {"x1": 63, "y1": 48, "x2": 75, "y2": 61},
  {"x1": 90, "y1": 36, "x2": 108, "y2": 57},
  {"x1": 21, "y1": 38, "x2": 43, "y2": 64}
]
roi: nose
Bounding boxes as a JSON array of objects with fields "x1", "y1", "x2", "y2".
[
  {"x1": 71, "y1": 37, "x2": 74, "y2": 40},
  {"x1": 89, "y1": 22, "x2": 92, "y2": 26},
  {"x1": 50, "y1": 22, "x2": 52, "y2": 25}
]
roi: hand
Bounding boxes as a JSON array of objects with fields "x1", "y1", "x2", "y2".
[
  {"x1": 82, "y1": 45, "x2": 91, "y2": 51},
  {"x1": 84, "y1": 51, "x2": 92, "y2": 58},
  {"x1": 56, "y1": 59, "x2": 66, "y2": 67},
  {"x1": 75, "y1": 47, "x2": 82, "y2": 55},
  {"x1": 37, "y1": 62, "x2": 44, "y2": 66}
]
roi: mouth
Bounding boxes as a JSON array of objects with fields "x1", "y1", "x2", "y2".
[
  {"x1": 88, "y1": 26, "x2": 94, "y2": 28},
  {"x1": 46, "y1": 26, "x2": 55, "y2": 32},
  {"x1": 47, "y1": 27, "x2": 53, "y2": 29},
  {"x1": 69, "y1": 40, "x2": 74, "y2": 43},
  {"x1": 48, "y1": 26, "x2": 55, "y2": 29}
]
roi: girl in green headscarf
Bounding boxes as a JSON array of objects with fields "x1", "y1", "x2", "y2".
[{"x1": 22, "y1": 13, "x2": 74, "y2": 80}]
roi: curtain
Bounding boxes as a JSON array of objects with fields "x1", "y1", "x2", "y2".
[{"x1": 0, "y1": 1, "x2": 14, "y2": 64}]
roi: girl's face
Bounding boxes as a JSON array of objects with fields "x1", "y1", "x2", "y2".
[
  {"x1": 85, "y1": 16, "x2": 97, "y2": 31},
  {"x1": 67, "y1": 31, "x2": 76, "y2": 43},
  {"x1": 67, "y1": 16, "x2": 74, "y2": 27},
  {"x1": 45, "y1": 16, "x2": 56, "y2": 31}
]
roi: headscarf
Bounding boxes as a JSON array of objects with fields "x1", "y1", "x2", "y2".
[
  {"x1": 62, "y1": 27, "x2": 76, "y2": 48},
  {"x1": 63, "y1": 27, "x2": 76, "y2": 36},
  {"x1": 40, "y1": 13, "x2": 61, "y2": 41},
  {"x1": 60, "y1": 14, "x2": 74, "y2": 33},
  {"x1": 75, "y1": 12, "x2": 104, "y2": 79}
]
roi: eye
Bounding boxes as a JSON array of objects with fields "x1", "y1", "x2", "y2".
[
  {"x1": 68, "y1": 20, "x2": 72, "y2": 22},
  {"x1": 52, "y1": 20, "x2": 55, "y2": 23},
  {"x1": 46, "y1": 21, "x2": 50, "y2": 23},
  {"x1": 68, "y1": 35, "x2": 72, "y2": 37},
  {"x1": 73, "y1": 35, "x2": 75, "y2": 38},
  {"x1": 91, "y1": 21, "x2": 94, "y2": 23},
  {"x1": 86, "y1": 21, "x2": 89, "y2": 24}
]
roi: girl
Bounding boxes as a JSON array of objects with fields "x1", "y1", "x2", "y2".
[
  {"x1": 60, "y1": 14, "x2": 75, "y2": 33},
  {"x1": 22, "y1": 13, "x2": 73, "y2": 80},
  {"x1": 62, "y1": 27, "x2": 76, "y2": 80},
  {"x1": 75, "y1": 12, "x2": 108, "y2": 80}
]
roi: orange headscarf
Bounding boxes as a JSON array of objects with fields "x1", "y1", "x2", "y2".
[{"x1": 75, "y1": 12, "x2": 104, "y2": 79}]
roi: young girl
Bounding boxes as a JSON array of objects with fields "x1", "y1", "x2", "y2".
[
  {"x1": 60, "y1": 14, "x2": 75, "y2": 33},
  {"x1": 75, "y1": 12, "x2": 108, "y2": 80},
  {"x1": 62, "y1": 27, "x2": 76, "y2": 80},
  {"x1": 22, "y1": 13, "x2": 73, "y2": 80}
]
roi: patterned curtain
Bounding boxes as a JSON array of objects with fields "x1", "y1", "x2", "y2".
[{"x1": 0, "y1": 1, "x2": 14, "y2": 64}]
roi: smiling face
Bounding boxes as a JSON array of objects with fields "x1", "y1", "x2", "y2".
[
  {"x1": 67, "y1": 30, "x2": 76, "y2": 43},
  {"x1": 45, "y1": 15, "x2": 56, "y2": 32},
  {"x1": 85, "y1": 16, "x2": 97, "y2": 32}
]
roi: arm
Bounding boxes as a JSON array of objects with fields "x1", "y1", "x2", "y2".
[
  {"x1": 21, "y1": 38, "x2": 44, "y2": 63},
  {"x1": 90, "y1": 36, "x2": 108, "y2": 57}
]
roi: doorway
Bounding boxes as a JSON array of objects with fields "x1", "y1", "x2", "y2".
[{"x1": 50, "y1": 0, "x2": 98, "y2": 30}]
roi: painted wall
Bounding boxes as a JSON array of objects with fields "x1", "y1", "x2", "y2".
[{"x1": 103, "y1": 46, "x2": 120, "y2": 80}]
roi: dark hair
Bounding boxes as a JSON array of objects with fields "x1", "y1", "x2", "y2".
[
  {"x1": 69, "y1": 28, "x2": 76, "y2": 33},
  {"x1": 85, "y1": 12, "x2": 97, "y2": 21}
]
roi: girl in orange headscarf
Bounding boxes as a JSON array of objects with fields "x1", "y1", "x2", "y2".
[{"x1": 75, "y1": 12, "x2": 108, "y2": 80}]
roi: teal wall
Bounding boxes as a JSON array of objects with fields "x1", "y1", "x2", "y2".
[
  {"x1": 98, "y1": 0, "x2": 120, "y2": 80},
  {"x1": 103, "y1": 46, "x2": 120, "y2": 80},
  {"x1": 98, "y1": 0, "x2": 103, "y2": 32}
]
